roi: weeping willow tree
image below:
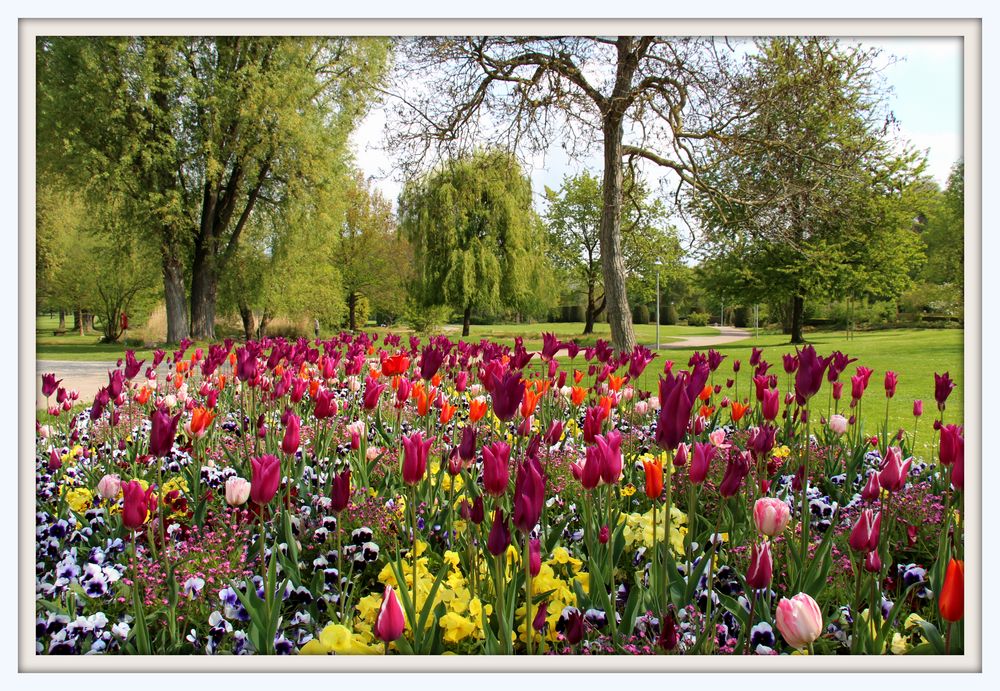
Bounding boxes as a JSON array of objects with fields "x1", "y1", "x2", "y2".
[{"x1": 399, "y1": 149, "x2": 550, "y2": 336}]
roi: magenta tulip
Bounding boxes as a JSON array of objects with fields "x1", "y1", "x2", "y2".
[
  {"x1": 482, "y1": 441, "x2": 511, "y2": 496},
  {"x1": 250, "y1": 455, "x2": 281, "y2": 505},
  {"x1": 374, "y1": 585, "x2": 406, "y2": 643},
  {"x1": 746, "y1": 541, "x2": 773, "y2": 590},
  {"x1": 401, "y1": 431, "x2": 434, "y2": 485}
]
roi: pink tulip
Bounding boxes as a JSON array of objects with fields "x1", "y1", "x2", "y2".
[
  {"x1": 96, "y1": 474, "x2": 121, "y2": 501},
  {"x1": 374, "y1": 585, "x2": 406, "y2": 643},
  {"x1": 860, "y1": 471, "x2": 882, "y2": 502},
  {"x1": 864, "y1": 550, "x2": 882, "y2": 573},
  {"x1": 848, "y1": 509, "x2": 881, "y2": 553},
  {"x1": 225, "y1": 477, "x2": 251, "y2": 507},
  {"x1": 878, "y1": 446, "x2": 911, "y2": 493},
  {"x1": 775, "y1": 592, "x2": 824, "y2": 650},
  {"x1": 746, "y1": 541, "x2": 773, "y2": 590},
  {"x1": 753, "y1": 497, "x2": 791, "y2": 537},
  {"x1": 828, "y1": 414, "x2": 848, "y2": 436}
]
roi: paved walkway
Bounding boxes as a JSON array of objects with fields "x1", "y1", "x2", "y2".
[{"x1": 659, "y1": 325, "x2": 751, "y2": 350}]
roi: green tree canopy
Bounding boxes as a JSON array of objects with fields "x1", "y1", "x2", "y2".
[{"x1": 399, "y1": 149, "x2": 544, "y2": 336}]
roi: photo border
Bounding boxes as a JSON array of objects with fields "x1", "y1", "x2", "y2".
[{"x1": 15, "y1": 13, "x2": 984, "y2": 676}]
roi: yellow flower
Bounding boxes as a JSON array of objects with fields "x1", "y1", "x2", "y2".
[
  {"x1": 891, "y1": 633, "x2": 911, "y2": 655},
  {"x1": 548, "y1": 546, "x2": 583, "y2": 572},
  {"x1": 439, "y1": 612, "x2": 477, "y2": 643},
  {"x1": 299, "y1": 639, "x2": 329, "y2": 655},
  {"x1": 162, "y1": 476, "x2": 188, "y2": 496},
  {"x1": 621, "y1": 484, "x2": 636, "y2": 497},
  {"x1": 64, "y1": 487, "x2": 94, "y2": 514},
  {"x1": 316, "y1": 624, "x2": 383, "y2": 655}
]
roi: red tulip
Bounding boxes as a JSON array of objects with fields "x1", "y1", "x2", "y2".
[{"x1": 938, "y1": 558, "x2": 964, "y2": 622}]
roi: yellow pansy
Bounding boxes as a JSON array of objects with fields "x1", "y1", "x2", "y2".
[
  {"x1": 439, "y1": 612, "x2": 477, "y2": 643},
  {"x1": 64, "y1": 487, "x2": 94, "y2": 514}
]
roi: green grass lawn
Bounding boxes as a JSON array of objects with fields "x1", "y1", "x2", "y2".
[{"x1": 623, "y1": 328, "x2": 964, "y2": 457}]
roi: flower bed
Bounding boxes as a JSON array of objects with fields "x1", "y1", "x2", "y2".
[{"x1": 34, "y1": 334, "x2": 964, "y2": 655}]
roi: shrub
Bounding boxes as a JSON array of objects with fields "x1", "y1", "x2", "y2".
[
  {"x1": 404, "y1": 302, "x2": 451, "y2": 335},
  {"x1": 661, "y1": 303, "x2": 678, "y2": 326},
  {"x1": 733, "y1": 306, "x2": 751, "y2": 328},
  {"x1": 687, "y1": 311, "x2": 710, "y2": 327},
  {"x1": 633, "y1": 303, "x2": 650, "y2": 325}
]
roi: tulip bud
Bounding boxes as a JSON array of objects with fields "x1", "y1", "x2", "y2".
[
  {"x1": 938, "y1": 558, "x2": 964, "y2": 623},
  {"x1": 97, "y1": 473, "x2": 122, "y2": 500},
  {"x1": 863, "y1": 549, "x2": 882, "y2": 573},
  {"x1": 529, "y1": 538, "x2": 541, "y2": 577},
  {"x1": 746, "y1": 541, "x2": 773, "y2": 590},
  {"x1": 828, "y1": 414, "x2": 848, "y2": 436},
  {"x1": 753, "y1": 497, "x2": 791, "y2": 537},
  {"x1": 861, "y1": 471, "x2": 882, "y2": 502},
  {"x1": 48, "y1": 448, "x2": 62, "y2": 472},
  {"x1": 598, "y1": 525, "x2": 610, "y2": 544},
  {"x1": 487, "y1": 508, "x2": 511, "y2": 556},
  {"x1": 913, "y1": 400, "x2": 923, "y2": 417},
  {"x1": 374, "y1": 585, "x2": 406, "y2": 643}
]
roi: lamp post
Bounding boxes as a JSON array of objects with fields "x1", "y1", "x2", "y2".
[{"x1": 655, "y1": 260, "x2": 663, "y2": 350}]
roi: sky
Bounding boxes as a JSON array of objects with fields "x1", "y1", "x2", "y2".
[{"x1": 349, "y1": 37, "x2": 964, "y2": 211}]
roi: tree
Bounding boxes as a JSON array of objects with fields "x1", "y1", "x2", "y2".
[
  {"x1": 38, "y1": 36, "x2": 389, "y2": 342},
  {"x1": 544, "y1": 170, "x2": 684, "y2": 334},
  {"x1": 399, "y1": 149, "x2": 539, "y2": 337},
  {"x1": 687, "y1": 38, "x2": 924, "y2": 343},
  {"x1": 920, "y1": 162, "x2": 964, "y2": 290},
  {"x1": 386, "y1": 37, "x2": 752, "y2": 352},
  {"x1": 334, "y1": 172, "x2": 412, "y2": 331}
]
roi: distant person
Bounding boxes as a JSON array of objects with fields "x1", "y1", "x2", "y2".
[{"x1": 314, "y1": 318, "x2": 320, "y2": 339}]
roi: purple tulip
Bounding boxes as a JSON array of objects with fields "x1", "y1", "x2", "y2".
[
  {"x1": 149, "y1": 405, "x2": 181, "y2": 457},
  {"x1": 884, "y1": 371, "x2": 898, "y2": 399},
  {"x1": 401, "y1": 431, "x2": 434, "y2": 485},
  {"x1": 486, "y1": 508, "x2": 511, "y2": 556},
  {"x1": 41, "y1": 373, "x2": 63, "y2": 398},
  {"x1": 250, "y1": 454, "x2": 281, "y2": 505},
  {"x1": 794, "y1": 346, "x2": 832, "y2": 404},
  {"x1": 878, "y1": 446, "x2": 911, "y2": 493},
  {"x1": 281, "y1": 413, "x2": 301, "y2": 455},
  {"x1": 491, "y1": 370, "x2": 525, "y2": 422},
  {"x1": 934, "y1": 372, "x2": 956, "y2": 410},
  {"x1": 595, "y1": 430, "x2": 623, "y2": 485},
  {"x1": 330, "y1": 468, "x2": 351, "y2": 513},
  {"x1": 541, "y1": 332, "x2": 562, "y2": 362},
  {"x1": 655, "y1": 370, "x2": 693, "y2": 451},
  {"x1": 458, "y1": 424, "x2": 477, "y2": 461},
  {"x1": 512, "y1": 459, "x2": 545, "y2": 533},
  {"x1": 482, "y1": 441, "x2": 511, "y2": 496},
  {"x1": 362, "y1": 376, "x2": 386, "y2": 411},
  {"x1": 124, "y1": 350, "x2": 145, "y2": 380},
  {"x1": 689, "y1": 442, "x2": 716, "y2": 485},
  {"x1": 719, "y1": 450, "x2": 752, "y2": 498}
]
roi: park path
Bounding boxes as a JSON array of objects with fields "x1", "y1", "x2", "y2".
[
  {"x1": 659, "y1": 325, "x2": 750, "y2": 350},
  {"x1": 35, "y1": 327, "x2": 752, "y2": 409}
]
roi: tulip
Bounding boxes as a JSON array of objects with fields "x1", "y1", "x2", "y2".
[
  {"x1": 148, "y1": 405, "x2": 181, "y2": 457},
  {"x1": 491, "y1": 371, "x2": 525, "y2": 422},
  {"x1": 913, "y1": 399, "x2": 923, "y2": 417},
  {"x1": 753, "y1": 497, "x2": 791, "y2": 537},
  {"x1": 657, "y1": 608, "x2": 678, "y2": 651},
  {"x1": 560, "y1": 607, "x2": 585, "y2": 645},
  {"x1": 832, "y1": 381, "x2": 844, "y2": 400},
  {"x1": 848, "y1": 509, "x2": 881, "y2": 553},
  {"x1": 746, "y1": 541, "x2": 773, "y2": 590},
  {"x1": 642, "y1": 456, "x2": 664, "y2": 500},
  {"x1": 775, "y1": 592, "x2": 823, "y2": 650},
  {"x1": 374, "y1": 585, "x2": 407, "y2": 643},
  {"x1": 794, "y1": 346, "x2": 832, "y2": 404},
  {"x1": 41, "y1": 373, "x2": 62, "y2": 398},
  {"x1": 529, "y1": 538, "x2": 542, "y2": 577},
  {"x1": 878, "y1": 446, "x2": 911, "y2": 493},
  {"x1": 598, "y1": 525, "x2": 610, "y2": 544},
  {"x1": 225, "y1": 477, "x2": 251, "y2": 507},
  {"x1": 97, "y1": 474, "x2": 121, "y2": 501},
  {"x1": 673, "y1": 442, "x2": 688, "y2": 468},
  {"x1": 595, "y1": 430, "x2": 623, "y2": 485},
  {"x1": 330, "y1": 468, "x2": 351, "y2": 513},
  {"x1": 458, "y1": 424, "x2": 477, "y2": 462},
  {"x1": 468, "y1": 397, "x2": 488, "y2": 423},
  {"x1": 864, "y1": 550, "x2": 882, "y2": 573},
  {"x1": 582, "y1": 405, "x2": 606, "y2": 444},
  {"x1": 486, "y1": 508, "x2": 511, "y2": 556},
  {"x1": 250, "y1": 455, "x2": 281, "y2": 505},
  {"x1": 689, "y1": 442, "x2": 716, "y2": 485},
  {"x1": 532, "y1": 601, "x2": 549, "y2": 633},
  {"x1": 124, "y1": 350, "x2": 144, "y2": 380},
  {"x1": 939, "y1": 424, "x2": 963, "y2": 466},
  {"x1": 280, "y1": 413, "x2": 301, "y2": 455},
  {"x1": 571, "y1": 445, "x2": 604, "y2": 490},
  {"x1": 951, "y1": 443, "x2": 965, "y2": 491},
  {"x1": 362, "y1": 376, "x2": 386, "y2": 411},
  {"x1": 934, "y1": 372, "x2": 956, "y2": 411},
  {"x1": 655, "y1": 371, "x2": 693, "y2": 451},
  {"x1": 938, "y1": 558, "x2": 964, "y2": 622},
  {"x1": 761, "y1": 388, "x2": 780, "y2": 421},
  {"x1": 860, "y1": 471, "x2": 882, "y2": 502},
  {"x1": 747, "y1": 424, "x2": 777, "y2": 461},
  {"x1": 883, "y1": 370, "x2": 898, "y2": 399},
  {"x1": 482, "y1": 441, "x2": 511, "y2": 496},
  {"x1": 828, "y1": 414, "x2": 848, "y2": 436},
  {"x1": 782, "y1": 353, "x2": 799, "y2": 374},
  {"x1": 544, "y1": 419, "x2": 564, "y2": 446},
  {"x1": 314, "y1": 389, "x2": 338, "y2": 419},
  {"x1": 401, "y1": 432, "x2": 434, "y2": 485},
  {"x1": 122, "y1": 480, "x2": 154, "y2": 530},
  {"x1": 719, "y1": 450, "x2": 752, "y2": 498},
  {"x1": 381, "y1": 352, "x2": 410, "y2": 378},
  {"x1": 512, "y1": 459, "x2": 545, "y2": 533}
]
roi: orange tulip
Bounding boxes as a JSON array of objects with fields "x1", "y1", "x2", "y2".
[
  {"x1": 415, "y1": 388, "x2": 430, "y2": 416},
  {"x1": 190, "y1": 407, "x2": 216, "y2": 436},
  {"x1": 642, "y1": 456, "x2": 664, "y2": 500},
  {"x1": 175, "y1": 360, "x2": 189, "y2": 375},
  {"x1": 431, "y1": 373, "x2": 442, "y2": 388},
  {"x1": 274, "y1": 364, "x2": 285, "y2": 378},
  {"x1": 699, "y1": 404, "x2": 715, "y2": 419},
  {"x1": 570, "y1": 386, "x2": 587, "y2": 406},
  {"x1": 469, "y1": 398, "x2": 488, "y2": 423},
  {"x1": 521, "y1": 388, "x2": 541, "y2": 418},
  {"x1": 608, "y1": 374, "x2": 625, "y2": 392},
  {"x1": 938, "y1": 558, "x2": 964, "y2": 622},
  {"x1": 218, "y1": 374, "x2": 227, "y2": 390},
  {"x1": 599, "y1": 396, "x2": 614, "y2": 417},
  {"x1": 698, "y1": 385, "x2": 713, "y2": 402},
  {"x1": 228, "y1": 352, "x2": 237, "y2": 367},
  {"x1": 135, "y1": 386, "x2": 151, "y2": 405},
  {"x1": 368, "y1": 366, "x2": 381, "y2": 380},
  {"x1": 440, "y1": 400, "x2": 457, "y2": 424},
  {"x1": 730, "y1": 401, "x2": 750, "y2": 423},
  {"x1": 308, "y1": 379, "x2": 320, "y2": 399},
  {"x1": 573, "y1": 370, "x2": 584, "y2": 384},
  {"x1": 173, "y1": 374, "x2": 184, "y2": 390},
  {"x1": 536, "y1": 380, "x2": 552, "y2": 397}
]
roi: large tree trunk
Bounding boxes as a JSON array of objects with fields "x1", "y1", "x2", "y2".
[
  {"x1": 239, "y1": 302, "x2": 256, "y2": 341},
  {"x1": 74, "y1": 307, "x2": 82, "y2": 336},
  {"x1": 189, "y1": 249, "x2": 217, "y2": 340},
  {"x1": 58, "y1": 309, "x2": 65, "y2": 330},
  {"x1": 599, "y1": 113, "x2": 636, "y2": 353},
  {"x1": 583, "y1": 283, "x2": 596, "y2": 335},
  {"x1": 163, "y1": 256, "x2": 190, "y2": 344},
  {"x1": 790, "y1": 293, "x2": 805, "y2": 344},
  {"x1": 462, "y1": 304, "x2": 472, "y2": 337},
  {"x1": 348, "y1": 292, "x2": 358, "y2": 332},
  {"x1": 82, "y1": 311, "x2": 94, "y2": 333}
]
